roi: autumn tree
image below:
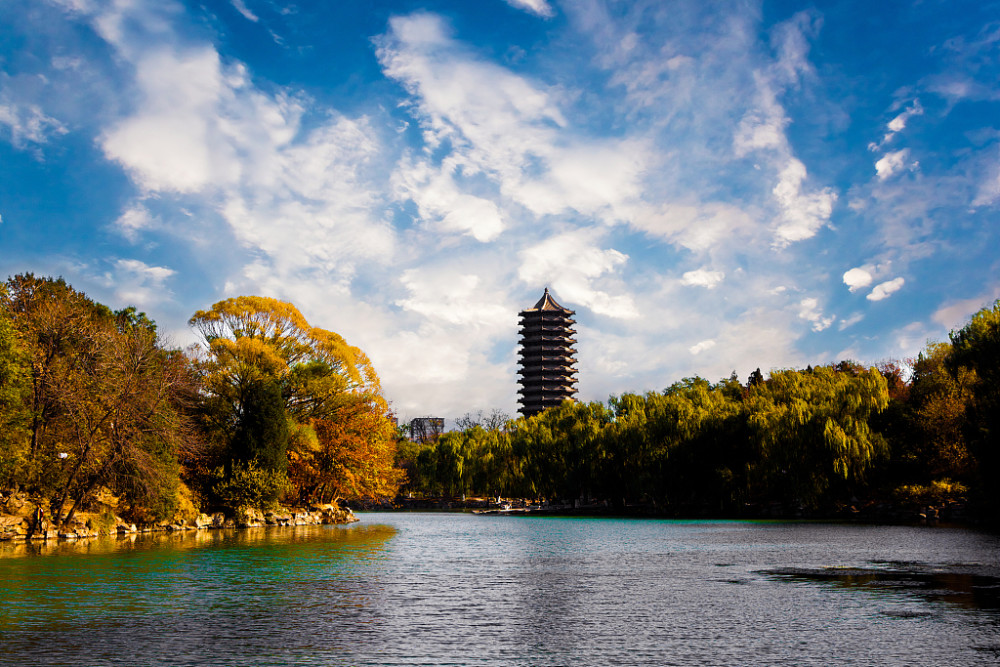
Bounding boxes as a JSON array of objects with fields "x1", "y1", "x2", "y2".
[
  {"x1": 0, "y1": 304, "x2": 30, "y2": 487},
  {"x1": 189, "y1": 296, "x2": 401, "y2": 507},
  {"x1": 1, "y1": 274, "x2": 198, "y2": 525}
]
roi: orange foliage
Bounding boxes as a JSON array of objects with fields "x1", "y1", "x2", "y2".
[{"x1": 288, "y1": 398, "x2": 405, "y2": 504}]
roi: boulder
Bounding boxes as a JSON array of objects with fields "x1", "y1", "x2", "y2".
[
  {"x1": 234, "y1": 506, "x2": 263, "y2": 528},
  {"x1": 4, "y1": 493, "x2": 29, "y2": 515}
]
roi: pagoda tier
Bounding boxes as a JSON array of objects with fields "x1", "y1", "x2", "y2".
[{"x1": 517, "y1": 288, "x2": 579, "y2": 417}]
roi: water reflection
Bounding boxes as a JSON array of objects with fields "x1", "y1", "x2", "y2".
[
  {"x1": 760, "y1": 561, "x2": 1000, "y2": 611},
  {"x1": 0, "y1": 523, "x2": 396, "y2": 666},
  {"x1": 3, "y1": 514, "x2": 1000, "y2": 666},
  {"x1": 0, "y1": 522, "x2": 396, "y2": 559}
]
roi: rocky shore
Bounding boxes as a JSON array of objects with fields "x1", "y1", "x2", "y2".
[{"x1": 0, "y1": 491, "x2": 357, "y2": 543}]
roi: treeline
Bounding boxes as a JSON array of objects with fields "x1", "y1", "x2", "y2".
[
  {"x1": 0, "y1": 274, "x2": 402, "y2": 527},
  {"x1": 398, "y1": 301, "x2": 1000, "y2": 518}
]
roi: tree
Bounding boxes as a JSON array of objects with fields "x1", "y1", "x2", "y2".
[
  {"x1": 0, "y1": 304, "x2": 30, "y2": 487},
  {"x1": 948, "y1": 300, "x2": 1000, "y2": 511},
  {"x1": 290, "y1": 401, "x2": 404, "y2": 503},
  {"x1": 231, "y1": 379, "x2": 289, "y2": 475},
  {"x1": 904, "y1": 343, "x2": 975, "y2": 480},
  {"x1": 745, "y1": 365, "x2": 889, "y2": 506},
  {"x1": 189, "y1": 296, "x2": 398, "y2": 507},
  {"x1": 1, "y1": 274, "x2": 198, "y2": 525}
]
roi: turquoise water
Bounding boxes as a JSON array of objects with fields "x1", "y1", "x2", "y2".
[{"x1": 2, "y1": 513, "x2": 999, "y2": 665}]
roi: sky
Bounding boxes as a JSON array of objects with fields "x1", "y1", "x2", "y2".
[{"x1": 1, "y1": 0, "x2": 999, "y2": 423}]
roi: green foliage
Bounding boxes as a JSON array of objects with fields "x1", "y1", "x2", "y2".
[
  {"x1": 0, "y1": 306, "x2": 30, "y2": 486},
  {"x1": 747, "y1": 365, "x2": 889, "y2": 506},
  {"x1": 892, "y1": 479, "x2": 969, "y2": 506},
  {"x1": 211, "y1": 458, "x2": 290, "y2": 512},
  {"x1": 231, "y1": 379, "x2": 289, "y2": 474},
  {"x1": 948, "y1": 299, "x2": 1000, "y2": 509}
]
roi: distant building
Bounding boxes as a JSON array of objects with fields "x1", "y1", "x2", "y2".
[
  {"x1": 517, "y1": 288, "x2": 578, "y2": 417},
  {"x1": 409, "y1": 417, "x2": 445, "y2": 443}
]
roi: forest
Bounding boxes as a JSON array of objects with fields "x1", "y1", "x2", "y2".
[
  {"x1": 0, "y1": 274, "x2": 402, "y2": 528},
  {"x1": 2, "y1": 272, "x2": 999, "y2": 528},
  {"x1": 398, "y1": 301, "x2": 1000, "y2": 521}
]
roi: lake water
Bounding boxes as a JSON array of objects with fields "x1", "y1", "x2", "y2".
[{"x1": 1, "y1": 512, "x2": 999, "y2": 666}]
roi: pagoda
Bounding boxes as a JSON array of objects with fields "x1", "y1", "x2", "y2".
[{"x1": 517, "y1": 288, "x2": 578, "y2": 417}]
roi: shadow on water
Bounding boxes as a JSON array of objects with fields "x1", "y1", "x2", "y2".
[{"x1": 759, "y1": 561, "x2": 1000, "y2": 612}]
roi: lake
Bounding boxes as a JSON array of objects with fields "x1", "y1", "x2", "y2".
[{"x1": 1, "y1": 512, "x2": 999, "y2": 666}]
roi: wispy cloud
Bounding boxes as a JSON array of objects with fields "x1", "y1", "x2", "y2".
[
  {"x1": 798, "y1": 297, "x2": 835, "y2": 332},
  {"x1": 0, "y1": 98, "x2": 67, "y2": 148},
  {"x1": 504, "y1": 0, "x2": 554, "y2": 18},
  {"x1": 867, "y1": 277, "x2": 905, "y2": 302}
]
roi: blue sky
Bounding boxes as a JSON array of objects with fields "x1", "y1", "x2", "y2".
[{"x1": 1, "y1": 0, "x2": 998, "y2": 421}]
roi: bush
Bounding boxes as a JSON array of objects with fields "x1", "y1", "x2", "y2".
[
  {"x1": 211, "y1": 458, "x2": 290, "y2": 512},
  {"x1": 893, "y1": 479, "x2": 969, "y2": 506}
]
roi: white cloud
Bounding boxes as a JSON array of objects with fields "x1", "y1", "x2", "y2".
[
  {"x1": 875, "y1": 149, "x2": 911, "y2": 180},
  {"x1": 230, "y1": 0, "x2": 258, "y2": 22},
  {"x1": 798, "y1": 297, "x2": 834, "y2": 331},
  {"x1": 732, "y1": 15, "x2": 837, "y2": 247},
  {"x1": 867, "y1": 277, "x2": 905, "y2": 301},
  {"x1": 627, "y1": 201, "x2": 759, "y2": 252},
  {"x1": 887, "y1": 100, "x2": 923, "y2": 133},
  {"x1": 392, "y1": 155, "x2": 504, "y2": 242},
  {"x1": 843, "y1": 267, "x2": 873, "y2": 292},
  {"x1": 101, "y1": 48, "x2": 241, "y2": 193},
  {"x1": 0, "y1": 99, "x2": 67, "y2": 147},
  {"x1": 932, "y1": 291, "x2": 1000, "y2": 329},
  {"x1": 396, "y1": 269, "x2": 509, "y2": 328},
  {"x1": 689, "y1": 339, "x2": 716, "y2": 355},
  {"x1": 504, "y1": 0, "x2": 554, "y2": 18},
  {"x1": 772, "y1": 158, "x2": 837, "y2": 245},
  {"x1": 518, "y1": 230, "x2": 637, "y2": 319},
  {"x1": 377, "y1": 12, "x2": 647, "y2": 226},
  {"x1": 838, "y1": 312, "x2": 864, "y2": 330},
  {"x1": 107, "y1": 258, "x2": 175, "y2": 307},
  {"x1": 681, "y1": 268, "x2": 725, "y2": 289},
  {"x1": 114, "y1": 203, "x2": 157, "y2": 242}
]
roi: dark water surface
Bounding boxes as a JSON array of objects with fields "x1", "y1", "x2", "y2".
[{"x1": 2, "y1": 513, "x2": 999, "y2": 666}]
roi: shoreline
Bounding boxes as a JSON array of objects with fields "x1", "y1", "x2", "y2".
[
  {"x1": 0, "y1": 502, "x2": 358, "y2": 544},
  {"x1": 356, "y1": 496, "x2": 988, "y2": 528}
]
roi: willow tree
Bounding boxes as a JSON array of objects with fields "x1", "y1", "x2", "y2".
[
  {"x1": 189, "y1": 296, "x2": 400, "y2": 505},
  {"x1": 746, "y1": 365, "x2": 889, "y2": 506}
]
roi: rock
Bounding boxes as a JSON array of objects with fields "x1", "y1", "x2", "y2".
[
  {"x1": 211, "y1": 512, "x2": 227, "y2": 528},
  {"x1": 4, "y1": 494, "x2": 28, "y2": 515},
  {"x1": 234, "y1": 506, "x2": 263, "y2": 528}
]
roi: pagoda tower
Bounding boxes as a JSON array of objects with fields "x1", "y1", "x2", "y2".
[{"x1": 517, "y1": 288, "x2": 578, "y2": 417}]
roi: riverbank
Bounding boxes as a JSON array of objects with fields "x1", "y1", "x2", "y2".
[
  {"x1": 0, "y1": 490, "x2": 357, "y2": 543},
  {"x1": 359, "y1": 495, "x2": 982, "y2": 527}
]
